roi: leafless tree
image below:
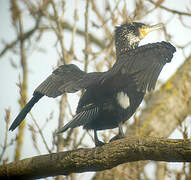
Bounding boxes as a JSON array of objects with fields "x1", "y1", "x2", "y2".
[{"x1": 0, "y1": 0, "x2": 191, "y2": 179}]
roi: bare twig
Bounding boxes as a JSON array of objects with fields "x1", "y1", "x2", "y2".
[
  {"x1": 30, "y1": 113, "x2": 51, "y2": 154},
  {"x1": 84, "y1": 0, "x2": 90, "y2": 72},
  {"x1": 14, "y1": 2, "x2": 28, "y2": 160},
  {"x1": 57, "y1": 95, "x2": 67, "y2": 152},
  {"x1": 50, "y1": 0, "x2": 67, "y2": 63},
  {"x1": 0, "y1": 9, "x2": 41, "y2": 58},
  {"x1": 91, "y1": 0, "x2": 112, "y2": 38},
  {"x1": 0, "y1": 109, "x2": 10, "y2": 162},
  {"x1": 148, "y1": 0, "x2": 191, "y2": 17}
]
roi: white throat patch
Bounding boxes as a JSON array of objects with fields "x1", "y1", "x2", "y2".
[
  {"x1": 127, "y1": 33, "x2": 140, "y2": 47},
  {"x1": 116, "y1": 92, "x2": 130, "y2": 109}
]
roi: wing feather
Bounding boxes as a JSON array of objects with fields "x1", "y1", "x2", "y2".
[
  {"x1": 35, "y1": 64, "x2": 102, "y2": 98},
  {"x1": 57, "y1": 106, "x2": 99, "y2": 133},
  {"x1": 101, "y1": 41, "x2": 176, "y2": 92}
]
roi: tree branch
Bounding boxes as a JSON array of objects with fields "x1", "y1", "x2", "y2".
[
  {"x1": 0, "y1": 20, "x2": 105, "y2": 60},
  {"x1": 61, "y1": 21, "x2": 105, "y2": 49},
  {"x1": 0, "y1": 17, "x2": 40, "y2": 58},
  {"x1": 0, "y1": 137, "x2": 190, "y2": 179},
  {"x1": 148, "y1": 0, "x2": 191, "y2": 17},
  {"x1": 14, "y1": 0, "x2": 28, "y2": 161}
]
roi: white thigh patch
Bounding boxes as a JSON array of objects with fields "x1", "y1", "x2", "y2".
[{"x1": 116, "y1": 92, "x2": 130, "y2": 109}]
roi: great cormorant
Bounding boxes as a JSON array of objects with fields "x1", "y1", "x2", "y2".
[{"x1": 9, "y1": 22, "x2": 176, "y2": 146}]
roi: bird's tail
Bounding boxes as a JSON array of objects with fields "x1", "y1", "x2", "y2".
[
  {"x1": 56, "y1": 107, "x2": 99, "y2": 134},
  {"x1": 56, "y1": 112, "x2": 85, "y2": 134},
  {"x1": 9, "y1": 92, "x2": 43, "y2": 131}
]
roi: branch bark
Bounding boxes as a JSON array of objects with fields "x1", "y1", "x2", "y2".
[{"x1": 0, "y1": 137, "x2": 190, "y2": 179}]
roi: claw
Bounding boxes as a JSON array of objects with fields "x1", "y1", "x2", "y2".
[
  {"x1": 109, "y1": 122, "x2": 125, "y2": 142},
  {"x1": 94, "y1": 130, "x2": 105, "y2": 147}
]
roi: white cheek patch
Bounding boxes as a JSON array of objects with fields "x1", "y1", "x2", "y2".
[
  {"x1": 116, "y1": 92, "x2": 130, "y2": 109},
  {"x1": 127, "y1": 33, "x2": 140, "y2": 47}
]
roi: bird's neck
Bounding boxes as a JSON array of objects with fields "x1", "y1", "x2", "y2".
[
  {"x1": 115, "y1": 41, "x2": 138, "y2": 56},
  {"x1": 115, "y1": 32, "x2": 140, "y2": 56}
]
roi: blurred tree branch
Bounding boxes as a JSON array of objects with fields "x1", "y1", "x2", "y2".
[
  {"x1": 0, "y1": 23, "x2": 39, "y2": 58},
  {"x1": 11, "y1": 0, "x2": 28, "y2": 161},
  {"x1": 0, "y1": 137, "x2": 190, "y2": 179},
  {"x1": 0, "y1": 1, "x2": 42, "y2": 59},
  {"x1": 148, "y1": 0, "x2": 191, "y2": 17},
  {"x1": 0, "y1": 109, "x2": 10, "y2": 163},
  {"x1": 0, "y1": 20, "x2": 105, "y2": 59}
]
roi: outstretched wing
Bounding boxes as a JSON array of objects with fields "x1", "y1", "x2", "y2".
[
  {"x1": 101, "y1": 41, "x2": 176, "y2": 92},
  {"x1": 35, "y1": 64, "x2": 102, "y2": 98},
  {"x1": 9, "y1": 64, "x2": 102, "y2": 131}
]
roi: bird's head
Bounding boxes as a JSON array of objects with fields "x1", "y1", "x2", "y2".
[{"x1": 115, "y1": 22, "x2": 163, "y2": 55}]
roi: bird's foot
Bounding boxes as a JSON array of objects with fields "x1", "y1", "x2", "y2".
[
  {"x1": 109, "y1": 134, "x2": 125, "y2": 142},
  {"x1": 95, "y1": 140, "x2": 105, "y2": 147},
  {"x1": 94, "y1": 130, "x2": 105, "y2": 146}
]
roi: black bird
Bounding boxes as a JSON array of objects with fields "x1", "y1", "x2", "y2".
[{"x1": 9, "y1": 22, "x2": 176, "y2": 146}]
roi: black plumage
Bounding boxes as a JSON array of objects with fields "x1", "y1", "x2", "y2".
[{"x1": 9, "y1": 22, "x2": 176, "y2": 146}]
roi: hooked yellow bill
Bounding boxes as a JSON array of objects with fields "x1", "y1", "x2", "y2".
[{"x1": 139, "y1": 23, "x2": 164, "y2": 39}]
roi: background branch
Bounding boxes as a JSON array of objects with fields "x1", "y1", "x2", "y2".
[{"x1": 148, "y1": 0, "x2": 191, "y2": 17}]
